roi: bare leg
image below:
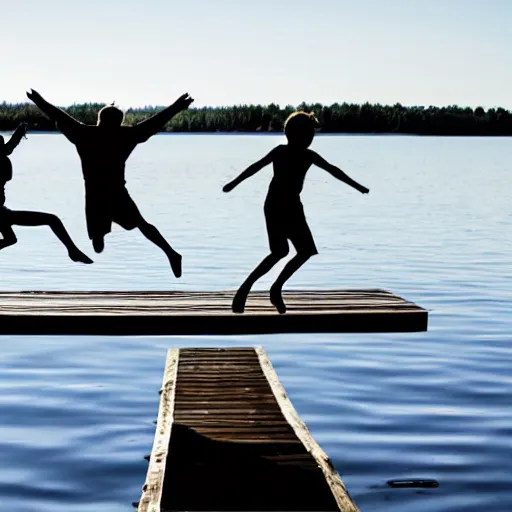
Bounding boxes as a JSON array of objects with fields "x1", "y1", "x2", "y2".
[
  {"x1": 137, "y1": 219, "x2": 182, "y2": 277},
  {"x1": 9, "y1": 211, "x2": 93, "y2": 263},
  {"x1": 269, "y1": 252, "x2": 314, "y2": 314},
  {"x1": 232, "y1": 249, "x2": 289, "y2": 313}
]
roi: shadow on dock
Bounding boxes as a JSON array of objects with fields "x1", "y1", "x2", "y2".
[{"x1": 161, "y1": 423, "x2": 339, "y2": 511}]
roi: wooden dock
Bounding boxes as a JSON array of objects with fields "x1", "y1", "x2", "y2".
[
  {"x1": 138, "y1": 348, "x2": 359, "y2": 512},
  {"x1": 0, "y1": 289, "x2": 427, "y2": 335}
]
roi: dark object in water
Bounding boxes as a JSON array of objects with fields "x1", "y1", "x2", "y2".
[{"x1": 387, "y1": 479, "x2": 439, "y2": 488}]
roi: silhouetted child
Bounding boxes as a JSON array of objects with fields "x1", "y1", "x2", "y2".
[
  {"x1": 27, "y1": 89, "x2": 194, "y2": 277},
  {"x1": 223, "y1": 111, "x2": 369, "y2": 314},
  {"x1": 0, "y1": 123, "x2": 92, "y2": 263}
]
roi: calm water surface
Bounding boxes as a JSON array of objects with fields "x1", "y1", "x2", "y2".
[{"x1": 0, "y1": 133, "x2": 511, "y2": 511}]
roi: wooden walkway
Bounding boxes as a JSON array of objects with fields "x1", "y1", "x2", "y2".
[
  {"x1": 0, "y1": 289, "x2": 427, "y2": 335},
  {"x1": 138, "y1": 348, "x2": 359, "y2": 512}
]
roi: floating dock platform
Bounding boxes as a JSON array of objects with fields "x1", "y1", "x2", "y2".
[
  {"x1": 138, "y1": 347, "x2": 359, "y2": 512},
  {"x1": 0, "y1": 289, "x2": 427, "y2": 335}
]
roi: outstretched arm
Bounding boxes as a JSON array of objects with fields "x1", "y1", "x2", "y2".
[
  {"x1": 132, "y1": 93, "x2": 194, "y2": 142},
  {"x1": 223, "y1": 147, "x2": 277, "y2": 192},
  {"x1": 4, "y1": 123, "x2": 27, "y2": 156},
  {"x1": 310, "y1": 151, "x2": 369, "y2": 194},
  {"x1": 26, "y1": 89, "x2": 82, "y2": 131}
]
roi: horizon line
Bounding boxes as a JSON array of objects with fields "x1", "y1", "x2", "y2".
[{"x1": 1, "y1": 100, "x2": 511, "y2": 113}]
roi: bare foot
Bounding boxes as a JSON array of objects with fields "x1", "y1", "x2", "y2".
[
  {"x1": 169, "y1": 252, "x2": 182, "y2": 278},
  {"x1": 69, "y1": 248, "x2": 93, "y2": 264},
  {"x1": 92, "y1": 236, "x2": 104, "y2": 254},
  {"x1": 0, "y1": 238, "x2": 17, "y2": 250},
  {"x1": 232, "y1": 286, "x2": 250, "y2": 313},
  {"x1": 270, "y1": 285, "x2": 286, "y2": 314}
]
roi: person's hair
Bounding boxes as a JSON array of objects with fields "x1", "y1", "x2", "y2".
[
  {"x1": 97, "y1": 105, "x2": 124, "y2": 126},
  {"x1": 284, "y1": 111, "x2": 318, "y2": 147},
  {"x1": 0, "y1": 135, "x2": 4, "y2": 146}
]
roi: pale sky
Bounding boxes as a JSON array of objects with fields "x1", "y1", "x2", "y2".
[{"x1": 2, "y1": 0, "x2": 511, "y2": 109}]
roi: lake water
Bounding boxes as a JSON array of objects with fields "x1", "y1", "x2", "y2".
[{"x1": 0, "y1": 132, "x2": 511, "y2": 511}]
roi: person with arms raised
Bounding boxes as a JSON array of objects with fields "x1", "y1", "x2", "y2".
[
  {"x1": 27, "y1": 89, "x2": 194, "y2": 277},
  {"x1": 0, "y1": 123, "x2": 92, "y2": 264}
]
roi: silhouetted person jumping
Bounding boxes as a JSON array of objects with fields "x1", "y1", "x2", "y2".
[
  {"x1": 223, "y1": 111, "x2": 369, "y2": 314},
  {"x1": 27, "y1": 89, "x2": 194, "y2": 277},
  {"x1": 0, "y1": 123, "x2": 92, "y2": 263}
]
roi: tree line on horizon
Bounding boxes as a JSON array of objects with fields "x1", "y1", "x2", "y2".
[{"x1": 1, "y1": 101, "x2": 511, "y2": 135}]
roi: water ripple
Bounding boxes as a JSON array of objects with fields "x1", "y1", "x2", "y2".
[{"x1": 0, "y1": 134, "x2": 511, "y2": 511}]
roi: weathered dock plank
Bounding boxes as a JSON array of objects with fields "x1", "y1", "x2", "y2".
[
  {"x1": 138, "y1": 348, "x2": 359, "y2": 512},
  {"x1": 0, "y1": 289, "x2": 427, "y2": 335}
]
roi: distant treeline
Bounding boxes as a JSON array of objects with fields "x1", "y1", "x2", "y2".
[{"x1": 1, "y1": 101, "x2": 511, "y2": 135}]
